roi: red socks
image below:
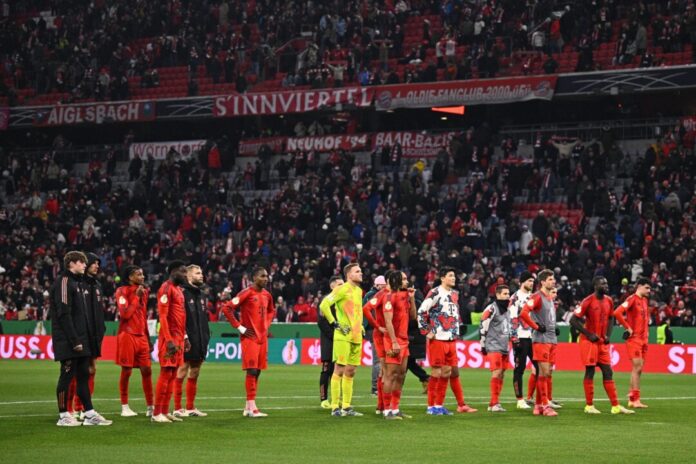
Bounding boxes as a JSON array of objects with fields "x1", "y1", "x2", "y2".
[
  {"x1": 450, "y1": 375, "x2": 465, "y2": 406},
  {"x1": 538, "y1": 376, "x2": 549, "y2": 406},
  {"x1": 154, "y1": 367, "x2": 176, "y2": 416},
  {"x1": 437, "y1": 376, "x2": 448, "y2": 405},
  {"x1": 629, "y1": 389, "x2": 640, "y2": 402},
  {"x1": 390, "y1": 389, "x2": 402, "y2": 411},
  {"x1": 547, "y1": 376, "x2": 553, "y2": 401},
  {"x1": 377, "y1": 375, "x2": 384, "y2": 410},
  {"x1": 142, "y1": 369, "x2": 154, "y2": 407},
  {"x1": 603, "y1": 381, "x2": 618, "y2": 406},
  {"x1": 427, "y1": 377, "x2": 436, "y2": 407},
  {"x1": 527, "y1": 373, "x2": 537, "y2": 400},
  {"x1": 120, "y1": 368, "x2": 132, "y2": 405},
  {"x1": 583, "y1": 379, "x2": 594, "y2": 405},
  {"x1": 490, "y1": 378, "x2": 503, "y2": 406},
  {"x1": 174, "y1": 377, "x2": 185, "y2": 411},
  {"x1": 186, "y1": 378, "x2": 198, "y2": 410},
  {"x1": 245, "y1": 374, "x2": 258, "y2": 401},
  {"x1": 383, "y1": 391, "x2": 393, "y2": 410}
]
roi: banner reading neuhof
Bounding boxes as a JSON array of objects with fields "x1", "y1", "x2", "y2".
[
  {"x1": 374, "y1": 76, "x2": 557, "y2": 110},
  {"x1": 214, "y1": 87, "x2": 374, "y2": 117},
  {"x1": 33, "y1": 100, "x2": 156, "y2": 126}
]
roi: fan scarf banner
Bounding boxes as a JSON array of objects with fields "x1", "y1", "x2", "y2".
[
  {"x1": 214, "y1": 87, "x2": 374, "y2": 117},
  {"x1": 374, "y1": 75, "x2": 557, "y2": 110},
  {"x1": 238, "y1": 131, "x2": 456, "y2": 157},
  {"x1": 33, "y1": 101, "x2": 156, "y2": 126},
  {"x1": 128, "y1": 139, "x2": 207, "y2": 160}
]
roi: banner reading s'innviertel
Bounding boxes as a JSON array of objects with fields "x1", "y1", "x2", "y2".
[
  {"x1": 214, "y1": 87, "x2": 374, "y2": 117},
  {"x1": 374, "y1": 75, "x2": 557, "y2": 110}
]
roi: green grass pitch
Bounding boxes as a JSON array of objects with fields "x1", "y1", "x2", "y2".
[{"x1": 1, "y1": 360, "x2": 695, "y2": 463}]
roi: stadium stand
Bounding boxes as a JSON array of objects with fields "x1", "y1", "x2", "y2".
[
  {"x1": 0, "y1": 118, "x2": 694, "y2": 328},
  {"x1": 1, "y1": 0, "x2": 695, "y2": 106}
]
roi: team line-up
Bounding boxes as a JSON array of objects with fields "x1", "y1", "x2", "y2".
[{"x1": 50, "y1": 251, "x2": 651, "y2": 425}]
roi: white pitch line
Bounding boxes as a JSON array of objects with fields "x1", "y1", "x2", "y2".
[{"x1": 2, "y1": 395, "x2": 696, "y2": 406}]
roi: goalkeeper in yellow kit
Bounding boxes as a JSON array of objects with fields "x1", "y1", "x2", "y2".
[{"x1": 319, "y1": 263, "x2": 364, "y2": 417}]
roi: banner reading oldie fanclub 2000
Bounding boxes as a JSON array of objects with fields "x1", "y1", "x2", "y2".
[{"x1": 374, "y1": 75, "x2": 557, "y2": 110}]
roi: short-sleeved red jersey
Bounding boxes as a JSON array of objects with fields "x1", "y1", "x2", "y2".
[
  {"x1": 574, "y1": 294, "x2": 614, "y2": 342},
  {"x1": 384, "y1": 290, "x2": 410, "y2": 342},
  {"x1": 116, "y1": 285, "x2": 150, "y2": 337},
  {"x1": 614, "y1": 294, "x2": 649, "y2": 342},
  {"x1": 157, "y1": 280, "x2": 186, "y2": 342},
  {"x1": 363, "y1": 288, "x2": 388, "y2": 328},
  {"x1": 222, "y1": 286, "x2": 276, "y2": 344}
]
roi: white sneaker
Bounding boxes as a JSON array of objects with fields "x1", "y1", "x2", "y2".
[
  {"x1": 77, "y1": 411, "x2": 86, "y2": 421},
  {"x1": 243, "y1": 409, "x2": 268, "y2": 418},
  {"x1": 487, "y1": 404, "x2": 507, "y2": 412},
  {"x1": 57, "y1": 415, "x2": 82, "y2": 427},
  {"x1": 83, "y1": 412, "x2": 113, "y2": 426},
  {"x1": 121, "y1": 405, "x2": 138, "y2": 417},
  {"x1": 166, "y1": 413, "x2": 183, "y2": 422},
  {"x1": 150, "y1": 414, "x2": 172, "y2": 423},
  {"x1": 548, "y1": 400, "x2": 563, "y2": 409},
  {"x1": 172, "y1": 409, "x2": 187, "y2": 417},
  {"x1": 186, "y1": 408, "x2": 208, "y2": 417},
  {"x1": 146, "y1": 406, "x2": 154, "y2": 417},
  {"x1": 517, "y1": 399, "x2": 531, "y2": 409}
]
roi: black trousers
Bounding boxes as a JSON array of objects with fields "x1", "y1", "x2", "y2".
[
  {"x1": 319, "y1": 360, "x2": 334, "y2": 401},
  {"x1": 57, "y1": 357, "x2": 93, "y2": 413},
  {"x1": 407, "y1": 357, "x2": 430, "y2": 383},
  {"x1": 513, "y1": 338, "x2": 534, "y2": 399}
]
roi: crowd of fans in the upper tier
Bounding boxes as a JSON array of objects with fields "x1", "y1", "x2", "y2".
[{"x1": 2, "y1": 1, "x2": 696, "y2": 104}]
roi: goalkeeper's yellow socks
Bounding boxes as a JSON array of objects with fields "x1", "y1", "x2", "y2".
[
  {"x1": 341, "y1": 376, "x2": 354, "y2": 409},
  {"x1": 330, "y1": 374, "x2": 341, "y2": 409}
]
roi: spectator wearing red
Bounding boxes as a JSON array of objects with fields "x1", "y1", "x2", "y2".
[{"x1": 292, "y1": 296, "x2": 317, "y2": 323}]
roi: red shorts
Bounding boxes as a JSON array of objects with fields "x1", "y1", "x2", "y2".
[
  {"x1": 241, "y1": 337, "x2": 268, "y2": 370},
  {"x1": 116, "y1": 332, "x2": 151, "y2": 368},
  {"x1": 373, "y1": 332, "x2": 386, "y2": 359},
  {"x1": 427, "y1": 339, "x2": 458, "y2": 367},
  {"x1": 486, "y1": 352, "x2": 511, "y2": 371},
  {"x1": 385, "y1": 340, "x2": 409, "y2": 365},
  {"x1": 158, "y1": 336, "x2": 184, "y2": 368},
  {"x1": 579, "y1": 339, "x2": 610, "y2": 366},
  {"x1": 532, "y1": 343, "x2": 557, "y2": 364},
  {"x1": 626, "y1": 338, "x2": 648, "y2": 360}
]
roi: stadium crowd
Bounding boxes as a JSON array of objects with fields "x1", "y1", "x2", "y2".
[
  {"x1": 2, "y1": 0, "x2": 696, "y2": 104},
  {"x1": 0, "y1": 116, "x2": 695, "y2": 329}
]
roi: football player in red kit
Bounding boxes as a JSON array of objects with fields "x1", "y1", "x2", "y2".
[
  {"x1": 152, "y1": 261, "x2": 190, "y2": 423},
  {"x1": 222, "y1": 267, "x2": 276, "y2": 418},
  {"x1": 613, "y1": 277, "x2": 651, "y2": 408},
  {"x1": 115, "y1": 265, "x2": 154, "y2": 418},
  {"x1": 571, "y1": 277, "x2": 634, "y2": 415}
]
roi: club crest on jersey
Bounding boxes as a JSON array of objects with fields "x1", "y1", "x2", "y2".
[
  {"x1": 118, "y1": 296, "x2": 126, "y2": 305},
  {"x1": 160, "y1": 294, "x2": 168, "y2": 304}
]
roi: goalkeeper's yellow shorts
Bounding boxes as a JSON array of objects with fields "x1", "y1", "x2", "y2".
[{"x1": 333, "y1": 340, "x2": 362, "y2": 366}]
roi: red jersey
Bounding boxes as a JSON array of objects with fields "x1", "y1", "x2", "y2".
[
  {"x1": 614, "y1": 293, "x2": 649, "y2": 342},
  {"x1": 222, "y1": 286, "x2": 276, "y2": 344},
  {"x1": 157, "y1": 280, "x2": 186, "y2": 343},
  {"x1": 362, "y1": 288, "x2": 388, "y2": 329},
  {"x1": 574, "y1": 294, "x2": 614, "y2": 343},
  {"x1": 384, "y1": 290, "x2": 410, "y2": 342},
  {"x1": 115, "y1": 285, "x2": 150, "y2": 337}
]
